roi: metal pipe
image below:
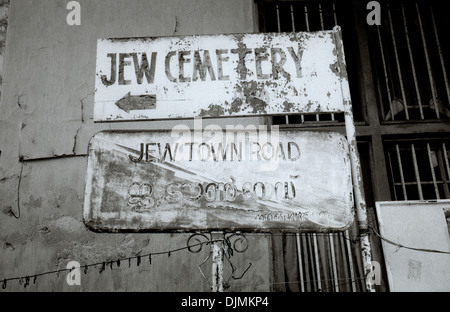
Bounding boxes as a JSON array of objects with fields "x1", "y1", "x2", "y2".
[
  {"x1": 388, "y1": 3, "x2": 409, "y2": 120},
  {"x1": 334, "y1": 27, "x2": 374, "y2": 291},
  {"x1": 427, "y1": 143, "x2": 440, "y2": 199},
  {"x1": 401, "y1": 3, "x2": 424, "y2": 119},
  {"x1": 416, "y1": 2, "x2": 440, "y2": 119},
  {"x1": 411, "y1": 143, "x2": 424, "y2": 200}
]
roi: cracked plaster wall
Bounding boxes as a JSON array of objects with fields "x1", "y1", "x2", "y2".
[{"x1": 0, "y1": 0, "x2": 270, "y2": 291}]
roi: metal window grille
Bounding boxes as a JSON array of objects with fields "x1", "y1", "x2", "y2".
[
  {"x1": 368, "y1": 0, "x2": 450, "y2": 121},
  {"x1": 386, "y1": 138, "x2": 450, "y2": 201},
  {"x1": 257, "y1": 0, "x2": 362, "y2": 125},
  {"x1": 292, "y1": 231, "x2": 366, "y2": 292}
]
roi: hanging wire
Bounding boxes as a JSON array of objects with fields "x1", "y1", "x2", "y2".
[
  {"x1": 2, "y1": 228, "x2": 449, "y2": 290},
  {"x1": 369, "y1": 225, "x2": 450, "y2": 255},
  {"x1": 9, "y1": 157, "x2": 24, "y2": 219},
  {"x1": 0, "y1": 237, "x2": 221, "y2": 289}
]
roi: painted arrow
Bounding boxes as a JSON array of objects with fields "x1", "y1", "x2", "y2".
[{"x1": 115, "y1": 92, "x2": 157, "y2": 113}]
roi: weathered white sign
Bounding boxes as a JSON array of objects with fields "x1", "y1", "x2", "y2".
[
  {"x1": 94, "y1": 27, "x2": 347, "y2": 121},
  {"x1": 83, "y1": 129, "x2": 354, "y2": 232}
]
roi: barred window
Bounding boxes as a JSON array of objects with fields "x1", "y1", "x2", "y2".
[
  {"x1": 256, "y1": 0, "x2": 363, "y2": 124},
  {"x1": 385, "y1": 137, "x2": 450, "y2": 200},
  {"x1": 368, "y1": 0, "x2": 450, "y2": 122}
]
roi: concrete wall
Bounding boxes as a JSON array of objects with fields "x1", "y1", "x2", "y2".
[
  {"x1": 0, "y1": 0, "x2": 8, "y2": 95},
  {"x1": 0, "y1": 0, "x2": 271, "y2": 292}
]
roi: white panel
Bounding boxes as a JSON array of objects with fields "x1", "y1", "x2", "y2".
[{"x1": 376, "y1": 200, "x2": 450, "y2": 292}]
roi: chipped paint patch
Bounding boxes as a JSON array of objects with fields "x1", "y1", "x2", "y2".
[
  {"x1": 198, "y1": 104, "x2": 225, "y2": 117},
  {"x1": 283, "y1": 101, "x2": 294, "y2": 113}
]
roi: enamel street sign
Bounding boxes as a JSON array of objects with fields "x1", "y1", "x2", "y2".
[
  {"x1": 83, "y1": 129, "x2": 354, "y2": 232},
  {"x1": 94, "y1": 27, "x2": 348, "y2": 121}
]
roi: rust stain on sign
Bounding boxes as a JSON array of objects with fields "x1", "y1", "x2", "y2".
[
  {"x1": 94, "y1": 27, "x2": 348, "y2": 121},
  {"x1": 83, "y1": 130, "x2": 354, "y2": 232}
]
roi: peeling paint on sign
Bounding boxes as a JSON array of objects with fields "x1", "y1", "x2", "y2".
[
  {"x1": 83, "y1": 130, "x2": 354, "y2": 232},
  {"x1": 94, "y1": 27, "x2": 348, "y2": 121}
]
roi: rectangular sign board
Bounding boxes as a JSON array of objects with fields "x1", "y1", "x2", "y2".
[
  {"x1": 83, "y1": 129, "x2": 354, "y2": 232},
  {"x1": 376, "y1": 201, "x2": 450, "y2": 292},
  {"x1": 94, "y1": 27, "x2": 347, "y2": 121}
]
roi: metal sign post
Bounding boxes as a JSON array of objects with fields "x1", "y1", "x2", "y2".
[
  {"x1": 334, "y1": 27, "x2": 375, "y2": 292},
  {"x1": 211, "y1": 231, "x2": 224, "y2": 292},
  {"x1": 86, "y1": 26, "x2": 376, "y2": 292}
]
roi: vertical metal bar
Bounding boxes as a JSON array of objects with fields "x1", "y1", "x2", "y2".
[
  {"x1": 402, "y1": 3, "x2": 424, "y2": 119},
  {"x1": 427, "y1": 143, "x2": 440, "y2": 199},
  {"x1": 376, "y1": 26, "x2": 394, "y2": 120},
  {"x1": 312, "y1": 233, "x2": 322, "y2": 291},
  {"x1": 319, "y1": 3, "x2": 324, "y2": 30},
  {"x1": 211, "y1": 231, "x2": 224, "y2": 292},
  {"x1": 443, "y1": 143, "x2": 450, "y2": 183},
  {"x1": 396, "y1": 144, "x2": 408, "y2": 200},
  {"x1": 437, "y1": 145, "x2": 450, "y2": 199},
  {"x1": 332, "y1": 2, "x2": 338, "y2": 25},
  {"x1": 442, "y1": 142, "x2": 450, "y2": 198},
  {"x1": 387, "y1": 149, "x2": 399, "y2": 200},
  {"x1": 430, "y1": 2, "x2": 450, "y2": 108},
  {"x1": 411, "y1": 143, "x2": 424, "y2": 200},
  {"x1": 328, "y1": 234, "x2": 339, "y2": 292},
  {"x1": 376, "y1": 76, "x2": 387, "y2": 122},
  {"x1": 336, "y1": 232, "x2": 350, "y2": 291},
  {"x1": 276, "y1": 4, "x2": 281, "y2": 33},
  {"x1": 304, "y1": 3, "x2": 310, "y2": 31},
  {"x1": 416, "y1": 2, "x2": 440, "y2": 119},
  {"x1": 307, "y1": 234, "x2": 317, "y2": 291},
  {"x1": 290, "y1": 4, "x2": 296, "y2": 32},
  {"x1": 388, "y1": 3, "x2": 409, "y2": 120},
  {"x1": 296, "y1": 233, "x2": 305, "y2": 292},
  {"x1": 303, "y1": 233, "x2": 313, "y2": 291},
  {"x1": 343, "y1": 230, "x2": 356, "y2": 292}
]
